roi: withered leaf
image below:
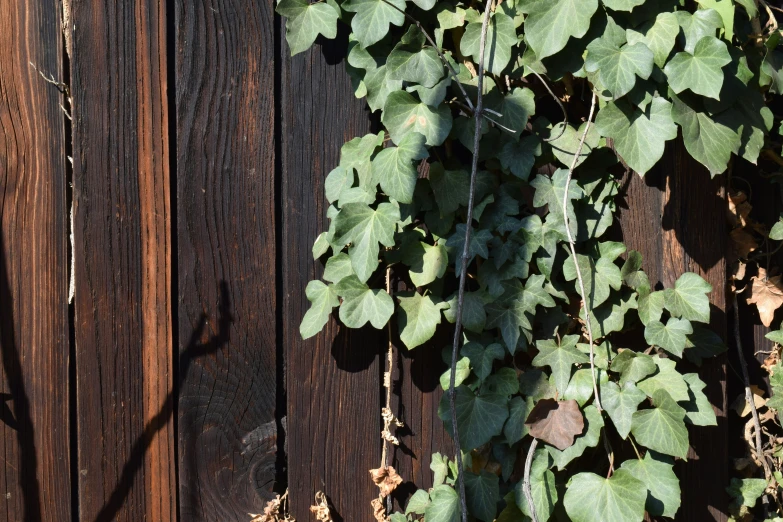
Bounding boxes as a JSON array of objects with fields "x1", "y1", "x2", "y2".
[
  {"x1": 525, "y1": 398, "x2": 585, "y2": 450},
  {"x1": 370, "y1": 466, "x2": 404, "y2": 497},
  {"x1": 730, "y1": 228, "x2": 757, "y2": 259},
  {"x1": 747, "y1": 268, "x2": 783, "y2": 327},
  {"x1": 728, "y1": 191, "x2": 752, "y2": 228}
]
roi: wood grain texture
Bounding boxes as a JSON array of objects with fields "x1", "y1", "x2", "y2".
[
  {"x1": 70, "y1": 0, "x2": 175, "y2": 520},
  {"x1": 281, "y1": 32, "x2": 384, "y2": 520},
  {"x1": 0, "y1": 1, "x2": 70, "y2": 521},
  {"x1": 175, "y1": 0, "x2": 278, "y2": 519},
  {"x1": 619, "y1": 140, "x2": 728, "y2": 522}
]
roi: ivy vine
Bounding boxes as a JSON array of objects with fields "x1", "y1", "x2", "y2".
[{"x1": 277, "y1": 0, "x2": 783, "y2": 520}]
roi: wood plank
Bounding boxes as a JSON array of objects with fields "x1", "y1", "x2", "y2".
[
  {"x1": 281, "y1": 34, "x2": 384, "y2": 520},
  {"x1": 175, "y1": 0, "x2": 278, "y2": 519},
  {"x1": 0, "y1": 1, "x2": 70, "y2": 521},
  {"x1": 69, "y1": 0, "x2": 175, "y2": 520},
  {"x1": 619, "y1": 141, "x2": 728, "y2": 522}
]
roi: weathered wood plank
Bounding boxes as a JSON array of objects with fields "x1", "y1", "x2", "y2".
[
  {"x1": 281, "y1": 33, "x2": 384, "y2": 520},
  {"x1": 0, "y1": 1, "x2": 70, "y2": 521},
  {"x1": 619, "y1": 141, "x2": 728, "y2": 522},
  {"x1": 175, "y1": 0, "x2": 278, "y2": 519},
  {"x1": 70, "y1": 0, "x2": 176, "y2": 519}
]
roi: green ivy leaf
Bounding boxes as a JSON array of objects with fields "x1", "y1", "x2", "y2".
[
  {"x1": 371, "y1": 132, "x2": 428, "y2": 204},
  {"x1": 504, "y1": 395, "x2": 533, "y2": 444},
  {"x1": 625, "y1": 12, "x2": 679, "y2": 68},
  {"x1": 440, "y1": 356, "x2": 471, "y2": 390},
  {"x1": 499, "y1": 136, "x2": 541, "y2": 180},
  {"x1": 406, "y1": 489, "x2": 431, "y2": 514},
  {"x1": 383, "y1": 91, "x2": 453, "y2": 146},
  {"x1": 549, "y1": 405, "x2": 604, "y2": 470},
  {"x1": 532, "y1": 335, "x2": 589, "y2": 395},
  {"x1": 460, "y1": 12, "x2": 517, "y2": 75},
  {"x1": 438, "y1": 385, "x2": 509, "y2": 450},
  {"x1": 524, "y1": 0, "x2": 599, "y2": 59},
  {"x1": 515, "y1": 449, "x2": 558, "y2": 520},
  {"x1": 727, "y1": 478, "x2": 768, "y2": 508},
  {"x1": 644, "y1": 317, "x2": 693, "y2": 357},
  {"x1": 464, "y1": 471, "x2": 500, "y2": 522},
  {"x1": 277, "y1": 0, "x2": 340, "y2": 55},
  {"x1": 585, "y1": 38, "x2": 653, "y2": 99},
  {"x1": 671, "y1": 92, "x2": 740, "y2": 176},
  {"x1": 611, "y1": 350, "x2": 657, "y2": 387},
  {"x1": 563, "y1": 249, "x2": 623, "y2": 310},
  {"x1": 594, "y1": 97, "x2": 677, "y2": 175},
  {"x1": 425, "y1": 485, "x2": 461, "y2": 522},
  {"x1": 463, "y1": 342, "x2": 504, "y2": 381},
  {"x1": 664, "y1": 36, "x2": 731, "y2": 100},
  {"x1": 663, "y1": 272, "x2": 712, "y2": 323},
  {"x1": 675, "y1": 9, "x2": 723, "y2": 54},
  {"x1": 334, "y1": 275, "x2": 395, "y2": 328},
  {"x1": 696, "y1": 0, "x2": 735, "y2": 40},
  {"x1": 387, "y1": 26, "x2": 445, "y2": 88},
  {"x1": 398, "y1": 292, "x2": 448, "y2": 349},
  {"x1": 630, "y1": 389, "x2": 689, "y2": 458},
  {"x1": 602, "y1": 0, "x2": 646, "y2": 11},
  {"x1": 444, "y1": 291, "x2": 489, "y2": 332},
  {"x1": 486, "y1": 88, "x2": 536, "y2": 140},
  {"x1": 429, "y1": 163, "x2": 470, "y2": 214},
  {"x1": 563, "y1": 469, "x2": 646, "y2": 522},
  {"x1": 322, "y1": 253, "x2": 354, "y2": 283},
  {"x1": 300, "y1": 280, "x2": 339, "y2": 339},
  {"x1": 601, "y1": 380, "x2": 646, "y2": 439},
  {"x1": 342, "y1": 0, "x2": 406, "y2": 48},
  {"x1": 682, "y1": 373, "x2": 717, "y2": 426},
  {"x1": 563, "y1": 368, "x2": 608, "y2": 406},
  {"x1": 548, "y1": 123, "x2": 601, "y2": 169},
  {"x1": 334, "y1": 201, "x2": 400, "y2": 282},
  {"x1": 403, "y1": 241, "x2": 448, "y2": 287},
  {"x1": 637, "y1": 289, "x2": 664, "y2": 326},
  {"x1": 446, "y1": 225, "x2": 493, "y2": 273},
  {"x1": 685, "y1": 324, "x2": 727, "y2": 365},
  {"x1": 620, "y1": 451, "x2": 681, "y2": 518}
]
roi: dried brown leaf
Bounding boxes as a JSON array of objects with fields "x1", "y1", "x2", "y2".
[
  {"x1": 731, "y1": 228, "x2": 758, "y2": 259},
  {"x1": 747, "y1": 268, "x2": 783, "y2": 326},
  {"x1": 729, "y1": 191, "x2": 752, "y2": 228},
  {"x1": 369, "y1": 466, "x2": 403, "y2": 498},
  {"x1": 310, "y1": 492, "x2": 333, "y2": 522},
  {"x1": 250, "y1": 491, "x2": 295, "y2": 522},
  {"x1": 371, "y1": 497, "x2": 386, "y2": 522},
  {"x1": 525, "y1": 398, "x2": 584, "y2": 450}
]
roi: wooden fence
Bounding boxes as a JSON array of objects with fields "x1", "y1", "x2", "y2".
[{"x1": 0, "y1": 0, "x2": 751, "y2": 520}]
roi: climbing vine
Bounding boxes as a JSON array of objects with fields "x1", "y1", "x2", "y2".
[{"x1": 277, "y1": 0, "x2": 783, "y2": 520}]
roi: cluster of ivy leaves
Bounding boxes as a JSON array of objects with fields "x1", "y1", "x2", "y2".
[{"x1": 278, "y1": 0, "x2": 783, "y2": 520}]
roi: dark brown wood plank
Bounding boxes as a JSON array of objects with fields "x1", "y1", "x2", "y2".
[
  {"x1": 70, "y1": 0, "x2": 176, "y2": 520},
  {"x1": 0, "y1": 1, "x2": 70, "y2": 521},
  {"x1": 175, "y1": 0, "x2": 278, "y2": 519},
  {"x1": 281, "y1": 33, "x2": 385, "y2": 520},
  {"x1": 619, "y1": 141, "x2": 728, "y2": 522}
]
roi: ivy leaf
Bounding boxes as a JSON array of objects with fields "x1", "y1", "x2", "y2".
[
  {"x1": 696, "y1": 0, "x2": 735, "y2": 40},
  {"x1": 334, "y1": 201, "x2": 400, "y2": 282},
  {"x1": 499, "y1": 136, "x2": 541, "y2": 180},
  {"x1": 340, "y1": 131, "x2": 384, "y2": 182},
  {"x1": 371, "y1": 132, "x2": 428, "y2": 204},
  {"x1": 462, "y1": 342, "x2": 504, "y2": 381},
  {"x1": 675, "y1": 9, "x2": 723, "y2": 54},
  {"x1": 548, "y1": 405, "x2": 604, "y2": 470},
  {"x1": 483, "y1": 367, "x2": 520, "y2": 396},
  {"x1": 406, "y1": 489, "x2": 431, "y2": 514},
  {"x1": 446, "y1": 225, "x2": 493, "y2": 274},
  {"x1": 682, "y1": 373, "x2": 717, "y2": 426},
  {"x1": 531, "y1": 169, "x2": 583, "y2": 238},
  {"x1": 563, "y1": 251, "x2": 623, "y2": 310},
  {"x1": 277, "y1": 0, "x2": 340, "y2": 55},
  {"x1": 431, "y1": 453, "x2": 450, "y2": 487},
  {"x1": 630, "y1": 389, "x2": 689, "y2": 458},
  {"x1": 594, "y1": 97, "x2": 677, "y2": 175},
  {"x1": 549, "y1": 123, "x2": 601, "y2": 169},
  {"x1": 602, "y1": 0, "x2": 646, "y2": 11},
  {"x1": 600, "y1": 380, "x2": 646, "y2": 439},
  {"x1": 563, "y1": 470, "x2": 646, "y2": 522},
  {"x1": 532, "y1": 335, "x2": 590, "y2": 395},
  {"x1": 563, "y1": 368, "x2": 609, "y2": 406},
  {"x1": 515, "y1": 449, "x2": 558, "y2": 520},
  {"x1": 504, "y1": 395, "x2": 533, "y2": 444},
  {"x1": 611, "y1": 350, "x2": 657, "y2": 387},
  {"x1": 685, "y1": 324, "x2": 727, "y2": 365},
  {"x1": 585, "y1": 38, "x2": 653, "y2": 99},
  {"x1": 403, "y1": 241, "x2": 448, "y2": 287},
  {"x1": 438, "y1": 385, "x2": 509, "y2": 450},
  {"x1": 398, "y1": 292, "x2": 447, "y2": 349},
  {"x1": 727, "y1": 478, "x2": 768, "y2": 508},
  {"x1": 464, "y1": 471, "x2": 499, "y2": 522},
  {"x1": 460, "y1": 12, "x2": 517, "y2": 75},
  {"x1": 486, "y1": 88, "x2": 536, "y2": 140},
  {"x1": 520, "y1": 369, "x2": 557, "y2": 401},
  {"x1": 664, "y1": 36, "x2": 731, "y2": 100},
  {"x1": 364, "y1": 65, "x2": 403, "y2": 112},
  {"x1": 644, "y1": 317, "x2": 693, "y2": 357},
  {"x1": 625, "y1": 12, "x2": 679, "y2": 68},
  {"x1": 322, "y1": 253, "x2": 354, "y2": 283},
  {"x1": 342, "y1": 0, "x2": 405, "y2": 48},
  {"x1": 334, "y1": 275, "x2": 394, "y2": 328},
  {"x1": 525, "y1": 398, "x2": 585, "y2": 450},
  {"x1": 664, "y1": 272, "x2": 713, "y2": 323},
  {"x1": 620, "y1": 451, "x2": 681, "y2": 518},
  {"x1": 382, "y1": 91, "x2": 453, "y2": 146},
  {"x1": 300, "y1": 280, "x2": 339, "y2": 339},
  {"x1": 440, "y1": 357, "x2": 471, "y2": 391},
  {"x1": 429, "y1": 164, "x2": 470, "y2": 214},
  {"x1": 637, "y1": 355, "x2": 690, "y2": 401},
  {"x1": 637, "y1": 289, "x2": 664, "y2": 325},
  {"x1": 425, "y1": 485, "x2": 461, "y2": 522},
  {"x1": 387, "y1": 27, "x2": 445, "y2": 88},
  {"x1": 671, "y1": 92, "x2": 740, "y2": 176},
  {"x1": 524, "y1": 0, "x2": 599, "y2": 59},
  {"x1": 444, "y1": 291, "x2": 488, "y2": 332}
]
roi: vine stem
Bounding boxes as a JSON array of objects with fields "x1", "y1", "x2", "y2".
[
  {"x1": 562, "y1": 91, "x2": 601, "y2": 412},
  {"x1": 522, "y1": 439, "x2": 540, "y2": 522},
  {"x1": 530, "y1": 71, "x2": 567, "y2": 143},
  {"x1": 449, "y1": 0, "x2": 493, "y2": 519}
]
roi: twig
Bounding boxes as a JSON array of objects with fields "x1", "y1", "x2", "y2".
[
  {"x1": 760, "y1": 0, "x2": 779, "y2": 32},
  {"x1": 733, "y1": 290, "x2": 772, "y2": 509},
  {"x1": 449, "y1": 0, "x2": 493, "y2": 520},
  {"x1": 522, "y1": 439, "x2": 540, "y2": 522},
  {"x1": 562, "y1": 91, "x2": 601, "y2": 411},
  {"x1": 531, "y1": 71, "x2": 568, "y2": 142}
]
